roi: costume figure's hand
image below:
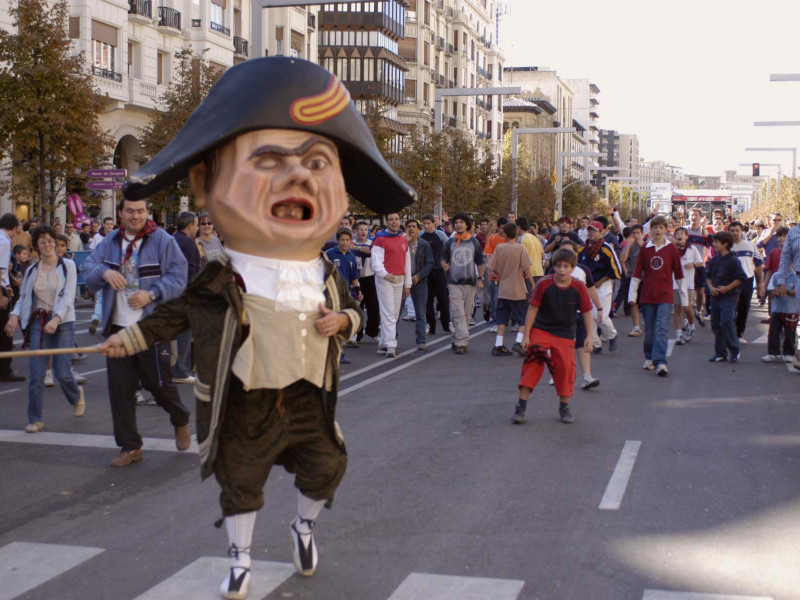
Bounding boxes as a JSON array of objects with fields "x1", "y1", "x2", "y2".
[
  {"x1": 100, "y1": 334, "x2": 128, "y2": 358},
  {"x1": 314, "y1": 303, "x2": 349, "y2": 337}
]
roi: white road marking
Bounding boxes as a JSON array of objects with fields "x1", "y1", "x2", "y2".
[
  {"x1": 341, "y1": 325, "x2": 489, "y2": 381},
  {"x1": 751, "y1": 333, "x2": 768, "y2": 344},
  {"x1": 642, "y1": 591, "x2": 772, "y2": 600},
  {"x1": 132, "y1": 557, "x2": 295, "y2": 600},
  {"x1": 387, "y1": 573, "x2": 525, "y2": 600},
  {"x1": 0, "y1": 429, "x2": 198, "y2": 453},
  {"x1": 599, "y1": 440, "x2": 641, "y2": 510},
  {"x1": 667, "y1": 339, "x2": 675, "y2": 357},
  {"x1": 339, "y1": 328, "x2": 490, "y2": 398},
  {"x1": 0, "y1": 542, "x2": 104, "y2": 600},
  {"x1": 0, "y1": 388, "x2": 21, "y2": 396}
]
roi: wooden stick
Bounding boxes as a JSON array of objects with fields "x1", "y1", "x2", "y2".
[{"x1": 0, "y1": 345, "x2": 104, "y2": 359}]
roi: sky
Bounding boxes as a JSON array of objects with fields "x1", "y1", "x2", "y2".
[{"x1": 499, "y1": 0, "x2": 800, "y2": 180}]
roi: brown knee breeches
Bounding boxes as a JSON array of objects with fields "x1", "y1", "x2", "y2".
[{"x1": 213, "y1": 378, "x2": 347, "y2": 516}]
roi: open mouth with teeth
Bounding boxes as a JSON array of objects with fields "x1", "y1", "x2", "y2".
[{"x1": 271, "y1": 199, "x2": 314, "y2": 221}]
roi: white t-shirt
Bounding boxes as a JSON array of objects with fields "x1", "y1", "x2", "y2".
[
  {"x1": 731, "y1": 239, "x2": 760, "y2": 279},
  {"x1": 673, "y1": 245, "x2": 703, "y2": 290},
  {"x1": 112, "y1": 237, "x2": 144, "y2": 327}
]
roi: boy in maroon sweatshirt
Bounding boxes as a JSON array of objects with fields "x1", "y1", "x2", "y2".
[{"x1": 627, "y1": 215, "x2": 684, "y2": 376}]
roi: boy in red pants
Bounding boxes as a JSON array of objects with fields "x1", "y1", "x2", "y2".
[{"x1": 513, "y1": 247, "x2": 594, "y2": 424}]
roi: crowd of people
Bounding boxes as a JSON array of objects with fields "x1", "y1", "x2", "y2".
[
  {"x1": 323, "y1": 205, "x2": 800, "y2": 424},
  {"x1": 2, "y1": 204, "x2": 798, "y2": 431}
]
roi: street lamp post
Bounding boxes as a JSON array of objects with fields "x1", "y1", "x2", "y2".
[
  {"x1": 510, "y1": 127, "x2": 576, "y2": 214},
  {"x1": 557, "y1": 151, "x2": 603, "y2": 218},
  {"x1": 432, "y1": 86, "x2": 521, "y2": 217},
  {"x1": 604, "y1": 176, "x2": 639, "y2": 205}
]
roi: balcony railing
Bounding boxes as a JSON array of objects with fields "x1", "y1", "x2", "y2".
[
  {"x1": 234, "y1": 36, "x2": 249, "y2": 56},
  {"x1": 436, "y1": 37, "x2": 444, "y2": 50},
  {"x1": 157, "y1": 6, "x2": 181, "y2": 29},
  {"x1": 445, "y1": 43, "x2": 454, "y2": 55},
  {"x1": 307, "y1": 12, "x2": 315, "y2": 28},
  {"x1": 128, "y1": 0, "x2": 152, "y2": 18},
  {"x1": 210, "y1": 21, "x2": 230, "y2": 35},
  {"x1": 192, "y1": 18, "x2": 201, "y2": 27},
  {"x1": 447, "y1": 117, "x2": 456, "y2": 127},
  {"x1": 92, "y1": 65, "x2": 122, "y2": 82}
]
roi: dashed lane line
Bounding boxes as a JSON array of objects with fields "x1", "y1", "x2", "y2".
[{"x1": 599, "y1": 440, "x2": 641, "y2": 510}]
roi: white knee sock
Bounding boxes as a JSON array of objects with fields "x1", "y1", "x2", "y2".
[
  {"x1": 225, "y1": 511, "x2": 256, "y2": 568},
  {"x1": 295, "y1": 492, "x2": 327, "y2": 534}
]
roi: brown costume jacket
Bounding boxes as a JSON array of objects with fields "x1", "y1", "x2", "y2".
[{"x1": 117, "y1": 253, "x2": 363, "y2": 479}]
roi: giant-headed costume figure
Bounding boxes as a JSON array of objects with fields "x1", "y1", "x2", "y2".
[{"x1": 102, "y1": 57, "x2": 415, "y2": 600}]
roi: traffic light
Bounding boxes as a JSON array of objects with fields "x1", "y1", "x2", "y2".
[{"x1": 752, "y1": 162, "x2": 760, "y2": 176}]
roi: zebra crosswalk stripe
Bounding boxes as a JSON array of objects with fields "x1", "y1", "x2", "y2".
[
  {"x1": 131, "y1": 557, "x2": 296, "y2": 600},
  {"x1": 387, "y1": 572, "x2": 525, "y2": 600},
  {"x1": 0, "y1": 542, "x2": 104, "y2": 600}
]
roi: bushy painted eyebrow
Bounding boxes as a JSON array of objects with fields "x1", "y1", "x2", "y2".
[{"x1": 248, "y1": 137, "x2": 336, "y2": 160}]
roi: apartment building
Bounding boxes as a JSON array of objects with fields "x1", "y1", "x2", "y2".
[
  {"x1": 566, "y1": 78, "x2": 599, "y2": 153},
  {"x1": 638, "y1": 159, "x2": 683, "y2": 186},
  {"x1": 599, "y1": 129, "x2": 639, "y2": 182},
  {"x1": 397, "y1": 0, "x2": 506, "y2": 166},
  {"x1": 316, "y1": 1, "x2": 408, "y2": 153},
  {"x1": 38, "y1": 0, "x2": 254, "y2": 219}
]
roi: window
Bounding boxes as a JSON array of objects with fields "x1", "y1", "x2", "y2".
[
  {"x1": 350, "y1": 57, "x2": 360, "y2": 81},
  {"x1": 210, "y1": 2, "x2": 224, "y2": 26},
  {"x1": 363, "y1": 58, "x2": 374, "y2": 81},
  {"x1": 91, "y1": 20, "x2": 118, "y2": 76},
  {"x1": 157, "y1": 51, "x2": 166, "y2": 84},
  {"x1": 93, "y1": 40, "x2": 115, "y2": 72}
]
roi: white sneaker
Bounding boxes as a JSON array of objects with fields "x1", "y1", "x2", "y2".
[
  {"x1": 738, "y1": 337, "x2": 748, "y2": 345},
  {"x1": 44, "y1": 370, "x2": 54, "y2": 387},
  {"x1": 762, "y1": 354, "x2": 783, "y2": 362},
  {"x1": 173, "y1": 375, "x2": 196, "y2": 384},
  {"x1": 73, "y1": 369, "x2": 88, "y2": 384},
  {"x1": 783, "y1": 355, "x2": 795, "y2": 363},
  {"x1": 657, "y1": 364, "x2": 669, "y2": 376},
  {"x1": 643, "y1": 360, "x2": 654, "y2": 370},
  {"x1": 581, "y1": 375, "x2": 599, "y2": 389},
  {"x1": 675, "y1": 331, "x2": 685, "y2": 345},
  {"x1": 511, "y1": 324, "x2": 519, "y2": 332},
  {"x1": 25, "y1": 421, "x2": 44, "y2": 433},
  {"x1": 469, "y1": 317, "x2": 476, "y2": 326},
  {"x1": 489, "y1": 325, "x2": 498, "y2": 333}
]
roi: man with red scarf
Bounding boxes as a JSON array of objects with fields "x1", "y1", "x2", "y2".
[{"x1": 82, "y1": 197, "x2": 190, "y2": 466}]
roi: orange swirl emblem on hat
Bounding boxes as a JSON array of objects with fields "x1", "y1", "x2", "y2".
[{"x1": 290, "y1": 75, "x2": 350, "y2": 125}]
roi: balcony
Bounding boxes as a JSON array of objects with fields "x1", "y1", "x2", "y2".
[
  {"x1": 128, "y1": 0, "x2": 152, "y2": 19},
  {"x1": 435, "y1": 36, "x2": 444, "y2": 50},
  {"x1": 210, "y1": 21, "x2": 230, "y2": 36},
  {"x1": 192, "y1": 18, "x2": 201, "y2": 27},
  {"x1": 234, "y1": 36, "x2": 249, "y2": 56},
  {"x1": 447, "y1": 116, "x2": 456, "y2": 127},
  {"x1": 307, "y1": 12, "x2": 315, "y2": 29},
  {"x1": 448, "y1": 79, "x2": 455, "y2": 88},
  {"x1": 157, "y1": 6, "x2": 181, "y2": 31},
  {"x1": 445, "y1": 43, "x2": 453, "y2": 55},
  {"x1": 318, "y1": 9, "x2": 404, "y2": 38},
  {"x1": 92, "y1": 65, "x2": 122, "y2": 82}
]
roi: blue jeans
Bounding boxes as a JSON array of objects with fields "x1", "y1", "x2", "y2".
[
  {"x1": 410, "y1": 282, "x2": 428, "y2": 344},
  {"x1": 711, "y1": 294, "x2": 739, "y2": 357},
  {"x1": 641, "y1": 303, "x2": 671, "y2": 366},
  {"x1": 27, "y1": 319, "x2": 80, "y2": 423},
  {"x1": 488, "y1": 280, "x2": 499, "y2": 325}
]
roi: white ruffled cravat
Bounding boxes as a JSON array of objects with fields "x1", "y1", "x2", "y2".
[{"x1": 225, "y1": 249, "x2": 326, "y2": 312}]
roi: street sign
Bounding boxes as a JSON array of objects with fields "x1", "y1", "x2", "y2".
[
  {"x1": 87, "y1": 180, "x2": 124, "y2": 190},
  {"x1": 86, "y1": 168, "x2": 127, "y2": 178}
]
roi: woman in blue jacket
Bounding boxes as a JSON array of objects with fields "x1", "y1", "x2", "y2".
[{"x1": 5, "y1": 225, "x2": 84, "y2": 432}]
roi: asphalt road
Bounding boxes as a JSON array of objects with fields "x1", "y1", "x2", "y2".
[{"x1": 1, "y1": 302, "x2": 799, "y2": 600}]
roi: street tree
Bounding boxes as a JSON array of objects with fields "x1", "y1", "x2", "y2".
[
  {"x1": 0, "y1": 0, "x2": 112, "y2": 223},
  {"x1": 138, "y1": 48, "x2": 222, "y2": 214}
]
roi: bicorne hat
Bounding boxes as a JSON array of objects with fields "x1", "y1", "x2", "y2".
[{"x1": 124, "y1": 57, "x2": 417, "y2": 213}]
